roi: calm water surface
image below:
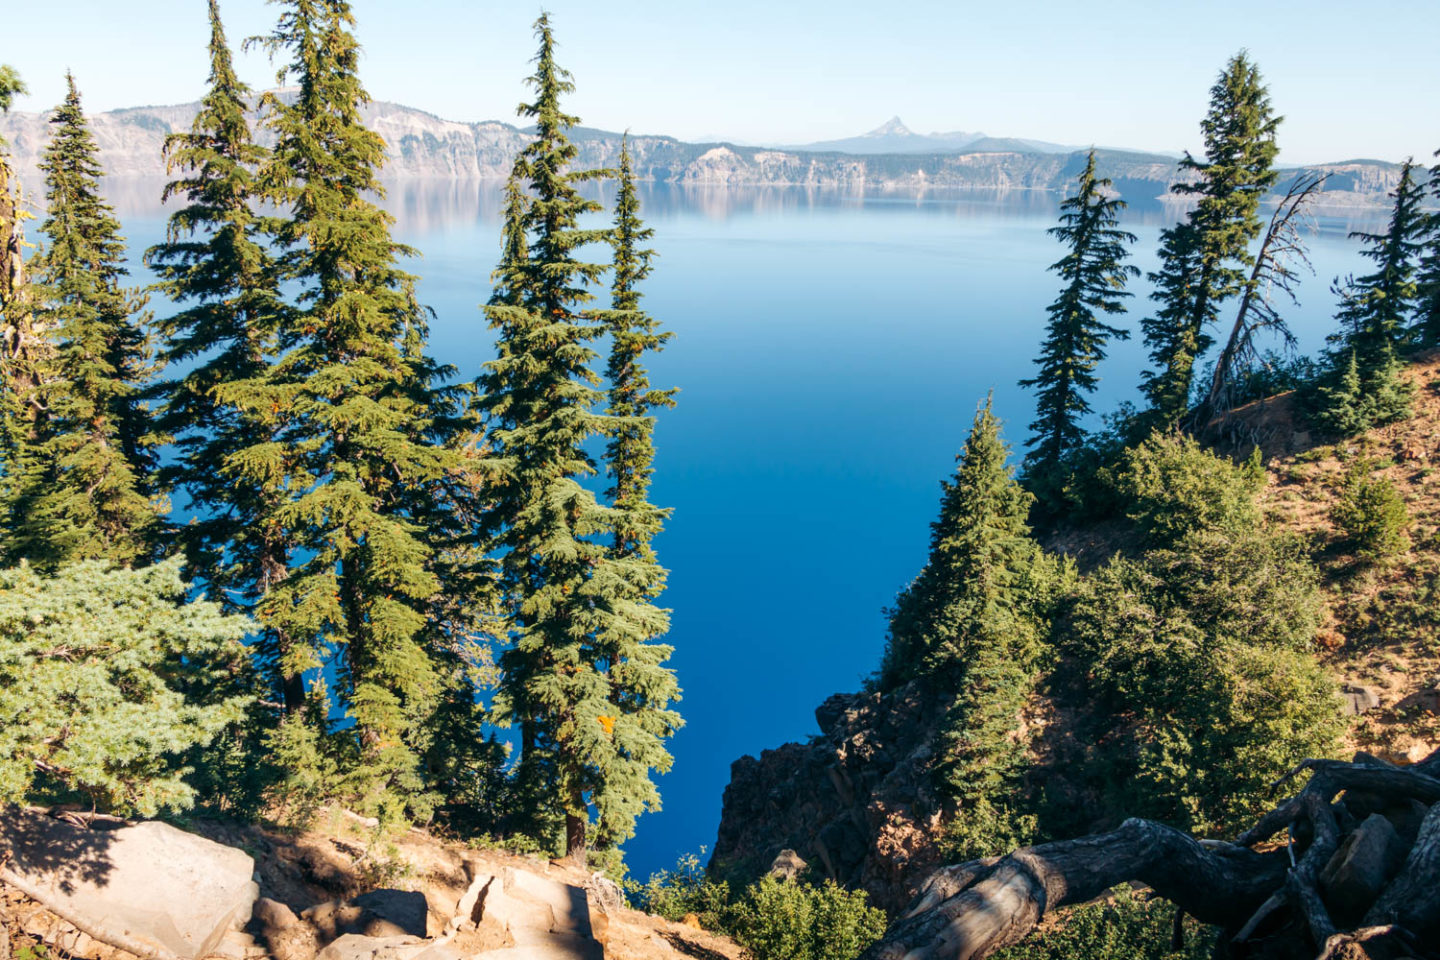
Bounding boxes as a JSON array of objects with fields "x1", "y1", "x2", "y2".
[{"x1": 102, "y1": 180, "x2": 1385, "y2": 879}]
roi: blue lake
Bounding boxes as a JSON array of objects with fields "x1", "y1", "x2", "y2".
[{"x1": 102, "y1": 179, "x2": 1386, "y2": 880}]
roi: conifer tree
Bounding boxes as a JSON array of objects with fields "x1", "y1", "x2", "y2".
[
  {"x1": 479, "y1": 16, "x2": 680, "y2": 864},
  {"x1": 0, "y1": 65, "x2": 41, "y2": 529},
  {"x1": 1139, "y1": 222, "x2": 1208, "y2": 426},
  {"x1": 1311, "y1": 161, "x2": 1426, "y2": 434},
  {"x1": 1, "y1": 75, "x2": 160, "y2": 569},
  {"x1": 251, "y1": 0, "x2": 460, "y2": 817},
  {"x1": 878, "y1": 398, "x2": 1059, "y2": 858},
  {"x1": 1141, "y1": 52, "x2": 1279, "y2": 426},
  {"x1": 1412, "y1": 151, "x2": 1440, "y2": 347},
  {"x1": 146, "y1": 0, "x2": 292, "y2": 662},
  {"x1": 1019, "y1": 151, "x2": 1135, "y2": 487},
  {"x1": 589, "y1": 137, "x2": 681, "y2": 848}
]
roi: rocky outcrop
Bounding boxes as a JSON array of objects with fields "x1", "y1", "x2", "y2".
[
  {"x1": 0, "y1": 808, "x2": 258, "y2": 960},
  {"x1": 0, "y1": 98, "x2": 1414, "y2": 207},
  {"x1": 1, "y1": 809, "x2": 744, "y2": 960},
  {"x1": 711, "y1": 681, "x2": 949, "y2": 913}
]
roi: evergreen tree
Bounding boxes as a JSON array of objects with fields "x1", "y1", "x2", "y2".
[
  {"x1": 1311, "y1": 161, "x2": 1426, "y2": 435},
  {"x1": 1410, "y1": 151, "x2": 1440, "y2": 347},
  {"x1": 1139, "y1": 222, "x2": 1208, "y2": 426},
  {"x1": 0, "y1": 64, "x2": 41, "y2": 533},
  {"x1": 145, "y1": 0, "x2": 292, "y2": 652},
  {"x1": 251, "y1": 0, "x2": 461, "y2": 819},
  {"x1": 1019, "y1": 151, "x2": 1135, "y2": 488},
  {"x1": 878, "y1": 398, "x2": 1060, "y2": 858},
  {"x1": 480, "y1": 15, "x2": 680, "y2": 863},
  {"x1": 1141, "y1": 52, "x2": 1279, "y2": 426},
  {"x1": 0, "y1": 558, "x2": 254, "y2": 817},
  {"x1": 1, "y1": 75, "x2": 160, "y2": 569},
  {"x1": 589, "y1": 137, "x2": 681, "y2": 848}
]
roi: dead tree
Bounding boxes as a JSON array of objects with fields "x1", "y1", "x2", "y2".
[
  {"x1": 1197, "y1": 172, "x2": 1327, "y2": 440},
  {"x1": 863, "y1": 748, "x2": 1440, "y2": 960}
]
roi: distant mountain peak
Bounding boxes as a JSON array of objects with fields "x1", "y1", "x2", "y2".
[{"x1": 865, "y1": 116, "x2": 913, "y2": 138}]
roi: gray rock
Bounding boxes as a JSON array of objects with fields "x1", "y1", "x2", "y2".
[
  {"x1": 312, "y1": 935, "x2": 424, "y2": 960},
  {"x1": 0, "y1": 809, "x2": 258, "y2": 960},
  {"x1": 767, "y1": 849, "x2": 808, "y2": 880},
  {"x1": 1319, "y1": 813, "x2": 1406, "y2": 914},
  {"x1": 1341, "y1": 683, "x2": 1381, "y2": 716}
]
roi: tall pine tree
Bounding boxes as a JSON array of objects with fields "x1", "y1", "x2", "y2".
[
  {"x1": 1311, "y1": 160, "x2": 1427, "y2": 434},
  {"x1": 146, "y1": 0, "x2": 293, "y2": 651},
  {"x1": 251, "y1": 0, "x2": 461, "y2": 818},
  {"x1": 589, "y1": 137, "x2": 681, "y2": 848},
  {"x1": 0, "y1": 64, "x2": 41, "y2": 532},
  {"x1": 878, "y1": 398, "x2": 1059, "y2": 858},
  {"x1": 1141, "y1": 52, "x2": 1279, "y2": 427},
  {"x1": 1413, "y1": 151, "x2": 1440, "y2": 347},
  {"x1": 479, "y1": 16, "x2": 680, "y2": 864},
  {"x1": 1019, "y1": 151, "x2": 1135, "y2": 488},
  {"x1": 1, "y1": 74, "x2": 160, "y2": 569}
]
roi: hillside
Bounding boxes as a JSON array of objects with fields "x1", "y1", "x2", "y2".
[
  {"x1": 711, "y1": 353, "x2": 1440, "y2": 919},
  {"x1": 1, "y1": 806, "x2": 746, "y2": 960},
  {"x1": 0, "y1": 98, "x2": 1412, "y2": 207}
]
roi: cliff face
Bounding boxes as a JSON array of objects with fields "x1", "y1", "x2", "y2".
[
  {"x1": 711, "y1": 682, "x2": 949, "y2": 914},
  {"x1": 0, "y1": 97, "x2": 1413, "y2": 207}
]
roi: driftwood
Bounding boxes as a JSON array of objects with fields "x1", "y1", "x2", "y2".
[{"x1": 863, "y1": 748, "x2": 1440, "y2": 960}]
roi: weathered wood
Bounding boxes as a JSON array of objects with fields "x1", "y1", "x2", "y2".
[
  {"x1": 865, "y1": 747, "x2": 1440, "y2": 960},
  {"x1": 861, "y1": 818, "x2": 1286, "y2": 960},
  {"x1": 1362, "y1": 800, "x2": 1440, "y2": 942}
]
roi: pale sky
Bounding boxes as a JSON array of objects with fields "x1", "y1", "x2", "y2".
[{"x1": 4, "y1": 0, "x2": 1438, "y2": 165}]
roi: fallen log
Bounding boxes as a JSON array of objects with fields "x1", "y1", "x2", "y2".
[{"x1": 862, "y1": 748, "x2": 1440, "y2": 960}]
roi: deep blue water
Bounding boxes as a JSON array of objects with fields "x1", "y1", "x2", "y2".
[{"x1": 101, "y1": 179, "x2": 1385, "y2": 881}]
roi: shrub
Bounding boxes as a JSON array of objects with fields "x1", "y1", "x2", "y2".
[
  {"x1": 992, "y1": 886, "x2": 1215, "y2": 960},
  {"x1": 636, "y1": 856, "x2": 886, "y2": 960},
  {"x1": 0, "y1": 559, "x2": 254, "y2": 816},
  {"x1": 1331, "y1": 459, "x2": 1411, "y2": 559},
  {"x1": 726, "y1": 875, "x2": 887, "y2": 960},
  {"x1": 1067, "y1": 531, "x2": 1344, "y2": 833},
  {"x1": 1113, "y1": 433, "x2": 1264, "y2": 547}
]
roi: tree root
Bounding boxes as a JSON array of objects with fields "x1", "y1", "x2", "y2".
[{"x1": 862, "y1": 748, "x2": 1440, "y2": 960}]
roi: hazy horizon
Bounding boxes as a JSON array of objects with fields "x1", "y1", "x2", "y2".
[{"x1": 5, "y1": 0, "x2": 1438, "y2": 167}]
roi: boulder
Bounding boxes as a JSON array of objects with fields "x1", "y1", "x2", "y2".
[
  {"x1": 252, "y1": 898, "x2": 318, "y2": 960},
  {"x1": 767, "y1": 849, "x2": 807, "y2": 880},
  {"x1": 469, "y1": 869, "x2": 602, "y2": 960},
  {"x1": 312, "y1": 935, "x2": 458, "y2": 960},
  {"x1": 1319, "y1": 813, "x2": 1406, "y2": 915},
  {"x1": 0, "y1": 809, "x2": 258, "y2": 960},
  {"x1": 1341, "y1": 683, "x2": 1381, "y2": 716}
]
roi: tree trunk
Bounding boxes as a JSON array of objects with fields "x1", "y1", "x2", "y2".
[{"x1": 863, "y1": 750, "x2": 1440, "y2": 960}]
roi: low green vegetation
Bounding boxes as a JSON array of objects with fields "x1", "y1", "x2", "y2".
[
  {"x1": 992, "y1": 887, "x2": 1215, "y2": 960},
  {"x1": 1330, "y1": 458, "x2": 1412, "y2": 559},
  {"x1": 637, "y1": 854, "x2": 887, "y2": 960}
]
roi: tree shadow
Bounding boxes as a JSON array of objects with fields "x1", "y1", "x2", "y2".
[
  {"x1": 660, "y1": 931, "x2": 733, "y2": 960},
  {"x1": 0, "y1": 806, "x2": 119, "y2": 894}
]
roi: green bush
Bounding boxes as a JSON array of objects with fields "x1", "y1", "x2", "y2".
[
  {"x1": 992, "y1": 886, "x2": 1215, "y2": 960},
  {"x1": 1113, "y1": 433, "x2": 1264, "y2": 547},
  {"x1": 1331, "y1": 459, "x2": 1411, "y2": 559},
  {"x1": 636, "y1": 855, "x2": 886, "y2": 960},
  {"x1": 1067, "y1": 530, "x2": 1345, "y2": 833},
  {"x1": 726, "y1": 875, "x2": 887, "y2": 960}
]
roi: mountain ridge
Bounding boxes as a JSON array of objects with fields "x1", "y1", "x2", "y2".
[{"x1": 0, "y1": 97, "x2": 1414, "y2": 207}]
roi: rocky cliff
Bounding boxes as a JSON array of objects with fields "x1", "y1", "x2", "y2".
[
  {"x1": 0, "y1": 97, "x2": 1413, "y2": 207},
  {"x1": 711, "y1": 682, "x2": 951, "y2": 914}
]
